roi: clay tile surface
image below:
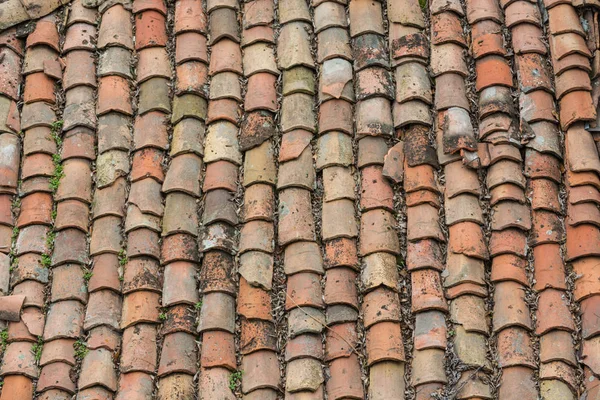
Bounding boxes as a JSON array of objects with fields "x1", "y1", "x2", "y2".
[
  {"x1": 3, "y1": 1, "x2": 600, "y2": 395},
  {"x1": 175, "y1": 0, "x2": 207, "y2": 33},
  {"x1": 98, "y1": 5, "x2": 133, "y2": 49}
]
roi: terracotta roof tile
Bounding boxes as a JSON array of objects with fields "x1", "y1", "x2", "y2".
[
  {"x1": 497, "y1": 327, "x2": 536, "y2": 368},
  {"x1": 360, "y1": 209, "x2": 401, "y2": 255},
  {"x1": 285, "y1": 334, "x2": 323, "y2": 361},
  {"x1": 243, "y1": 0, "x2": 273, "y2": 29},
  {"x1": 162, "y1": 231, "x2": 200, "y2": 262},
  {"x1": 132, "y1": 0, "x2": 167, "y2": 14},
  {"x1": 326, "y1": 303, "x2": 357, "y2": 325},
  {"x1": 26, "y1": 19, "x2": 59, "y2": 51},
  {"x1": 175, "y1": 32, "x2": 208, "y2": 64},
  {"x1": 476, "y1": 55, "x2": 514, "y2": 91},
  {"x1": 511, "y1": 23, "x2": 546, "y2": 55},
  {"x1": 432, "y1": 12, "x2": 466, "y2": 47},
  {"x1": 278, "y1": 0, "x2": 311, "y2": 24},
  {"x1": 67, "y1": 0, "x2": 95, "y2": 24},
  {"x1": 320, "y1": 59, "x2": 353, "y2": 102},
  {"x1": 243, "y1": 44, "x2": 278, "y2": 77},
  {"x1": 324, "y1": 238, "x2": 357, "y2": 271},
  {"x1": 207, "y1": 0, "x2": 240, "y2": 11},
  {"x1": 466, "y1": 0, "x2": 503, "y2": 24},
  {"x1": 63, "y1": 51, "x2": 96, "y2": 90},
  {"x1": 241, "y1": 25, "x2": 275, "y2": 46},
  {"x1": 0, "y1": 28, "x2": 23, "y2": 56},
  {"x1": 542, "y1": 0, "x2": 572, "y2": 8},
  {"x1": 135, "y1": 48, "x2": 170, "y2": 83},
  {"x1": 530, "y1": 243, "x2": 565, "y2": 291},
  {"x1": 560, "y1": 91, "x2": 596, "y2": 130},
  {"x1": 78, "y1": 349, "x2": 118, "y2": 392},
  {"x1": 516, "y1": 53, "x2": 552, "y2": 93},
  {"x1": 98, "y1": 5, "x2": 133, "y2": 49},
  {"x1": 368, "y1": 362, "x2": 406, "y2": 399},
  {"x1": 135, "y1": 10, "x2": 167, "y2": 50},
  {"x1": 580, "y1": 295, "x2": 600, "y2": 339},
  {"x1": 388, "y1": 0, "x2": 425, "y2": 27},
  {"x1": 288, "y1": 306, "x2": 325, "y2": 336},
  {"x1": 551, "y1": 32, "x2": 592, "y2": 61},
  {"x1": 348, "y1": 0, "x2": 383, "y2": 37},
  {"x1": 366, "y1": 321, "x2": 405, "y2": 365},
  {"x1": 199, "y1": 330, "x2": 236, "y2": 369},
  {"x1": 353, "y1": 33, "x2": 388, "y2": 70},
  {"x1": 22, "y1": 46, "x2": 57, "y2": 77},
  {"x1": 277, "y1": 23, "x2": 315, "y2": 69},
  {"x1": 498, "y1": 366, "x2": 537, "y2": 398},
  {"x1": 431, "y1": 0, "x2": 463, "y2": 14},
  {"x1": 505, "y1": 1, "x2": 541, "y2": 27},
  {"x1": 556, "y1": 68, "x2": 592, "y2": 99},
  {"x1": 11, "y1": 281, "x2": 45, "y2": 309},
  {"x1": 553, "y1": 52, "x2": 591, "y2": 76},
  {"x1": 314, "y1": 2, "x2": 346, "y2": 33},
  {"x1": 157, "y1": 332, "x2": 197, "y2": 376},
  {"x1": 431, "y1": 43, "x2": 468, "y2": 76},
  {"x1": 0, "y1": 49, "x2": 22, "y2": 102},
  {"x1": 326, "y1": 355, "x2": 363, "y2": 399},
  {"x1": 411, "y1": 349, "x2": 447, "y2": 386},
  {"x1": 317, "y1": 27, "x2": 352, "y2": 62},
  {"x1": 1, "y1": 342, "x2": 38, "y2": 378},
  {"x1": 285, "y1": 357, "x2": 323, "y2": 393},
  {"x1": 202, "y1": 189, "x2": 236, "y2": 226},
  {"x1": 63, "y1": 22, "x2": 96, "y2": 53},
  {"x1": 174, "y1": 0, "x2": 207, "y2": 34},
  {"x1": 539, "y1": 330, "x2": 577, "y2": 365},
  {"x1": 207, "y1": 99, "x2": 240, "y2": 127},
  {"x1": 210, "y1": 8, "x2": 240, "y2": 45}
]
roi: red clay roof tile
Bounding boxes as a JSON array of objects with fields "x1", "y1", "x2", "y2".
[
  {"x1": 505, "y1": 1, "x2": 541, "y2": 27},
  {"x1": 317, "y1": 27, "x2": 352, "y2": 63},
  {"x1": 0, "y1": 28, "x2": 23, "y2": 56},
  {"x1": 511, "y1": 23, "x2": 546, "y2": 55},
  {"x1": 353, "y1": 33, "x2": 388, "y2": 70},
  {"x1": 241, "y1": 25, "x2": 275, "y2": 46},
  {"x1": 202, "y1": 331, "x2": 237, "y2": 368},
  {"x1": 432, "y1": 12, "x2": 466, "y2": 47},
  {"x1": 175, "y1": 0, "x2": 207, "y2": 33},
  {"x1": 466, "y1": 0, "x2": 503, "y2": 23},
  {"x1": 97, "y1": 5, "x2": 133, "y2": 49},
  {"x1": 278, "y1": 0, "x2": 310, "y2": 24},
  {"x1": 245, "y1": 73, "x2": 277, "y2": 111},
  {"x1": 26, "y1": 20, "x2": 59, "y2": 51},
  {"x1": 175, "y1": 32, "x2": 208, "y2": 64},
  {"x1": 243, "y1": 0, "x2": 274, "y2": 29},
  {"x1": 326, "y1": 356, "x2": 363, "y2": 399},
  {"x1": 133, "y1": 0, "x2": 167, "y2": 15}
]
